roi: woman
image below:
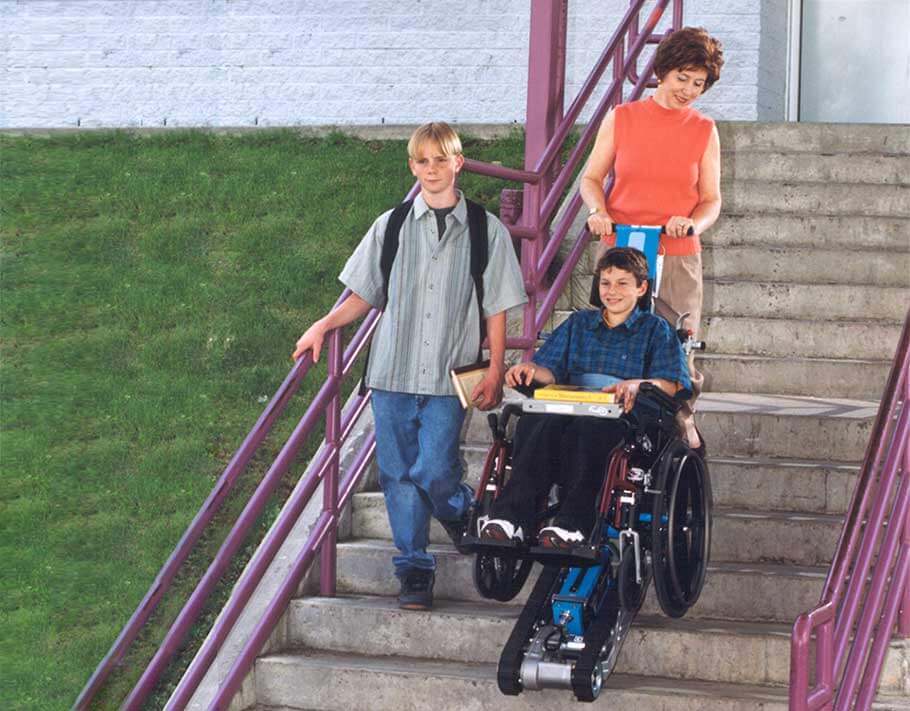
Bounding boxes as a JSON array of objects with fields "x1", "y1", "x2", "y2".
[{"x1": 580, "y1": 26, "x2": 724, "y2": 453}]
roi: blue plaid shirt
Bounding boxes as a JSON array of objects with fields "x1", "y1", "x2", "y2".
[{"x1": 533, "y1": 308, "x2": 692, "y2": 397}]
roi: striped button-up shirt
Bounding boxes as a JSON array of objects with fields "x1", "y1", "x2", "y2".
[
  {"x1": 533, "y1": 307, "x2": 692, "y2": 397},
  {"x1": 340, "y1": 192, "x2": 527, "y2": 396}
]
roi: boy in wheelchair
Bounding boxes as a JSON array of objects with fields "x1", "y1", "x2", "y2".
[{"x1": 479, "y1": 246, "x2": 691, "y2": 550}]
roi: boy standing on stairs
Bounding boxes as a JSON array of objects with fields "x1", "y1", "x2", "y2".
[{"x1": 293, "y1": 122, "x2": 526, "y2": 610}]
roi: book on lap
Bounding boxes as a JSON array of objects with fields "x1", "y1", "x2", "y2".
[{"x1": 533, "y1": 384, "x2": 616, "y2": 404}]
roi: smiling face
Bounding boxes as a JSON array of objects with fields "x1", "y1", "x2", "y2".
[
  {"x1": 655, "y1": 66, "x2": 709, "y2": 109},
  {"x1": 408, "y1": 140, "x2": 464, "y2": 202},
  {"x1": 598, "y1": 266, "x2": 648, "y2": 324}
]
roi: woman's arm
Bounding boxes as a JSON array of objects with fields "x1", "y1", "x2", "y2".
[
  {"x1": 580, "y1": 110, "x2": 618, "y2": 237},
  {"x1": 691, "y1": 125, "x2": 722, "y2": 234}
]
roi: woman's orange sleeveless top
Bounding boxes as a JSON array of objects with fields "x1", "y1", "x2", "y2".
[{"x1": 604, "y1": 98, "x2": 714, "y2": 256}]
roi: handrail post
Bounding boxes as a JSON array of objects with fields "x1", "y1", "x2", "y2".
[
  {"x1": 521, "y1": 0, "x2": 568, "y2": 358},
  {"x1": 320, "y1": 328, "x2": 343, "y2": 596}
]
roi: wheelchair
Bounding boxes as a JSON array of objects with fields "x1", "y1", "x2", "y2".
[{"x1": 458, "y1": 225, "x2": 712, "y2": 702}]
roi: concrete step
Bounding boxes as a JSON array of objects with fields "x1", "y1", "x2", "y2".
[
  {"x1": 703, "y1": 280, "x2": 908, "y2": 321},
  {"x1": 701, "y1": 245, "x2": 910, "y2": 288},
  {"x1": 705, "y1": 213, "x2": 910, "y2": 251},
  {"x1": 698, "y1": 315, "x2": 902, "y2": 360},
  {"x1": 286, "y1": 596, "x2": 910, "y2": 692},
  {"x1": 363, "y1": 448, "x2": 859, "y2": 515},
  {"x1": 351, "y1": 492, "x2": 842, "y2": 566},
  {"x1": 549, "y1": 310, "x2": 903, "y2": 360},
  {"x1": 721, "y1": 180, "x2": 910, "y2": 217},
  {"x1": 330, "y1": 539, "x2": 825, "y2": 623},
  {"x1": 256, "y1": 651, "x2": 801, "y2": 711},
  {"x1": 698, "y1": 352, "x2": 890, "y2": 400},
  {"x1": 717, "y1": 121, "x2": 910, "y2": 156},
  {"x1": 721, "y1": 151, "x2": 910, "y2": 185},
  {"x1": 707, "y1": 456, "x2": 857, "y2": 514},
  {"x1": 461, "y1": 392, "x2": 877, "y2": 462}
]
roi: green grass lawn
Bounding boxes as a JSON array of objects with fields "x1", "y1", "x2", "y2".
[{"x1": 0, "y1": 129, "x2": 527, "y2": 710}]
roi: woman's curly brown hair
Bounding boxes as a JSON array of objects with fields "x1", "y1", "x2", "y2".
[{"x1": 654, "y1": 27, "x2": 724, "y2": 92}]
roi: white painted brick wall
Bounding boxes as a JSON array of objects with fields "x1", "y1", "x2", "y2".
[{"x1": 1, "y1": 0, "x2": 786, "y2": 128}]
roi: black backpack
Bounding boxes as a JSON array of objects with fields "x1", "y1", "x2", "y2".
[{"x1": 359, "y1": 198, "x2": 490, "y2": 395}]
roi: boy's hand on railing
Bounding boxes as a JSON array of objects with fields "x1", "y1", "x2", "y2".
[
  {"x1": 292, "y1": 320, "x2": 327, "y2": 362},
  {"x1": 586, "y1": 210, "x2": 614, "y2": 237},
  {"x1": 472, "y1": 364, "x2": 505, "y2": 411}
]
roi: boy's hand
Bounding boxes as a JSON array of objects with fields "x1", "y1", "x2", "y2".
[
  {"x1": 505, "y1": 363, "x2": 537, "y2": 388},
  {"x1": 471, "y1": 365, "x2": 505, "y2": 411},
  {"x1": 292, "y1": 321, "x2": 327, "y2": 362},
  {"x1": 603, "y1": 379, "x2": 643, "y2": 413}
]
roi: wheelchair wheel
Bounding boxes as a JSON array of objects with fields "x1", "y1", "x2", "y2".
[
  {"x1": 473, "y1": 553, "x2": 533, "y2": 602},
  {"x1": 471, "y1": 439, "x2": 533, "y2": 602},
  {"x1": 651, "y1": 440, "x2": 712, "y2": 618}
]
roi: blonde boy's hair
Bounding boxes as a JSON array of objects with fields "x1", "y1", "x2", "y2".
[{"x1": 408, "y1": 121, "x2": 463, "y2": 159}]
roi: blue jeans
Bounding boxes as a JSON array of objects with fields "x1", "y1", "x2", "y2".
[{"x1": 371, "y1": 390, "x2": 472, "y2": 577}]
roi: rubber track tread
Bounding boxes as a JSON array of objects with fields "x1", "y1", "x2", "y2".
[
  {"x1": 496, "y1": 565, "x2": 562, "y2": 695},
  {"x1": 570, "y1": 590, "x2": 621, "y2": 701}
]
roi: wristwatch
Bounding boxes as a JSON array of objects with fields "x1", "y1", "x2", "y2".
[{"x1": 588, "y1": 206, "x2": 602, "y2": 216}]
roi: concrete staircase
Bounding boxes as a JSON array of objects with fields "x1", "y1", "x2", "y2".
[{"x1": 248, "y1": 122, "x2": 910, "y2": 710}]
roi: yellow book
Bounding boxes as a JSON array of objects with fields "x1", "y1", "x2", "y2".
[
  {"x1": 533, "y1": 384, "x2": 615, "y2": 404},
  {"x1": 450, "y1": 360, "x2": 490, "y2": 409}
]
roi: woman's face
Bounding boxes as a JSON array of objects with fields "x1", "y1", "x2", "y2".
[{"x1": 657, "y1": 66, "x2": 709, "y2": 109}]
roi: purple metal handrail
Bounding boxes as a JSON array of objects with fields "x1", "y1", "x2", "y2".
[
  {"x1": 76, "y1": 3, "x2": 683, "y2": 709},
  {"x1": 72, "y1": 293, "x2": 345, "y2": 710},
  {"x1": 790, "y1": 308, "x2": 910, "y2": 711}
]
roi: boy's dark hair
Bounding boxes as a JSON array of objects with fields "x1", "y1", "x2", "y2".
[
  {"x1": 654, "y1": 26, "x2": 724, "y2": 93},
  {"x1": 589, "y1": 247, "x2": 650, "y2": 308}
]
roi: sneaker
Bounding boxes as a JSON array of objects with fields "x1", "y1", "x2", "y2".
[
  {"x1": 538, "y1": 525, "x2": 585, "y2": 550},
  {"x1": 398, "y1": 568, "x2": 435, "y2": 610},
  {"x1": 479, "y1": 518, "x2": 524, "y2": 543}
]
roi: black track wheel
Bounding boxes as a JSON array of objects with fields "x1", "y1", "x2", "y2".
[
  {"x1": 497, "y1": 565, "x2": 562, "y2": 695},
  {"x1": 651, "y1": 441, "x2": 712, "y2": 618}
]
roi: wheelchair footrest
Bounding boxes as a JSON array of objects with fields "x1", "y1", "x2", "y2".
[
  {"x1": 527, "y1": 544, "x2": 602, "y2": 568},
  {"x1": 460, "y1": 535, "x2": 529, "y2": 558}
]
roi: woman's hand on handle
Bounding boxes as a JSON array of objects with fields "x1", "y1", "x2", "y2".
[
  {"x1": 664, "y1": 215, "x2": 696, "y2": 238},
  {"x1": 586, "y1": 211, "x2": 615, "y2": 237}
]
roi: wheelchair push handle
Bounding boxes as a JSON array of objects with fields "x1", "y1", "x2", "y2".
[{"x1": 611, "y1": 222, "x2": 695, "y2": 237}]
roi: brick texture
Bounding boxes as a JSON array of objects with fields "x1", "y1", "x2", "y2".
[{"x1": 1, "y1": 0, "x2": 785, "y2": 128}]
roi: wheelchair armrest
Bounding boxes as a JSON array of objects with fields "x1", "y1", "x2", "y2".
[
  {"x1": 637, "y1": 381, "x2": 683, "y2": 415},
  {"x1": 511, "y1": 383, "x2": 537, "y2": 399}
]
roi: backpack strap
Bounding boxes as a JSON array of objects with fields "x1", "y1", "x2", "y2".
[
  {"x1": 379, "y1": 199, "x2": 414, "y2": 306},
  {"x1": 465, "y1": 199, "x2": 489, "y2": 362},
  {"x1": 359, "y1": 200, "x2": 414, "y2": 396}
]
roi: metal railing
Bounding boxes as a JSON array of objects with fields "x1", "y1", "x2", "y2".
[
  {"x1": 790, "y1": 307, "x2": 910, "y2": 710},
  {"x1": 74, "y1": 2, "x2": 684, "y2": 709}
]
